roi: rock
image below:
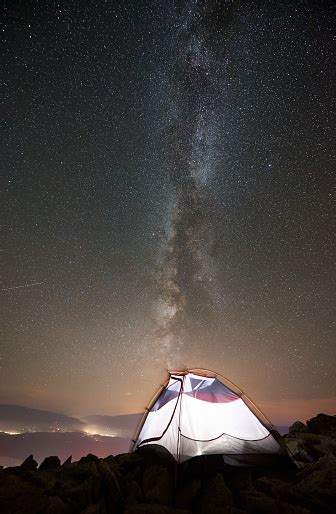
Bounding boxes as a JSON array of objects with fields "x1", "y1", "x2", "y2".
[
  {"x1": 125, "y1": 505, "x2": 190, "y2": 514},
  {"x1": 20, "y1": 455, "x2": 38, "y2": 471},
  {"x1": 125, "y1": 480, "x2": 143, "y2": 505},
  {"x1": 103, "y1": 455, "x2": 118, "y2": 468},
  {"x1": 175, "y1": 479, "x2": 201, "y2": 509},
  {"x1": 117, "y1": 453, "x2": 144, "y2": 471},
  {"x1": 285, "y1": 438, "x2": 316, "y2": 465},
  {"x1": 62, "y1": 456, "x2": 72, "y2": 466},
  {"x1": 101, "y1": 455, "x2": 120, "y2": 480},
  {"x1": 96, "y1": 460, "x2": 124, "y2": 511},
  {"x1": 97, "y1": 460, "x2": 121, "y2": 490},
  {"x1": 137, "y1": 444, "x2": 176, "y2": 468},
  {"x1": 288, "y1": 421, "x2": 308, "y2": 437},
  {"x1": 313, "y1": 435, "x2": 336, "y2": 457},
  {"x1": 255, "y1": 476, "x2": 290, "y2": 498},
  {"x1": 244, "y1": 490, "x2": 311, "y2": 514},
  {"x1": 199, "y1": 473, "x2": 233, "y2": 514},
  {"x1": 250, "y1": 454, "x2": 336, "y2": 513},
  {"x1": 294, "y1": 452, "x2": 336, "y2": 503},
  {"x1": 78, "y1": 454, "x2": 100, "y2": 464},
  {"x1": 0, "y1": 473, "x2": 50, "y2": 514},
  {"x1": 62, "y1": 482, "x2": 90, "y2": 510},
  {"x1": 286, "y1": 431, "x2": 336, "y2": 466},
  {"x1": 61, "y1": 461, "x2": 100, "y2": 480},
  {"x1": 45, "y1": 496, "x2": 69, "y2": 514},
  {"x1": 301, "y1": 433, "x2": 336, "y2": 459},
  {"x1": 79, "y1": 504, "x2": 101, "y2": 514},
  {"x1": 118, "y1": 453, "x2": 143, "y2": 487},
  {"x1": 306, "y1": 414, "x2": 336, "y2": 436},
  {"x1": 253, "y1": 476, "x2": 313, "y2": 512},
  {"x1": 39, "y1": 456, "x2": 61, "y2": 471},
  {"x1": 142, "y1": 464, "x2": 174, "y2": 506},
  {"x1": 53, "y1": 462, "x2": 101, "y2": 511}
]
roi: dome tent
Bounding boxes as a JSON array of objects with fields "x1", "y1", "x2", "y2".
[{"x1": 131, "y1": 369, "x2": 284, "y2": 466}]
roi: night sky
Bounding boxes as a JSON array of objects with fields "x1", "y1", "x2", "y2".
[{"x1": 1, "y1": 1, "x2": 335, "y2": 424}]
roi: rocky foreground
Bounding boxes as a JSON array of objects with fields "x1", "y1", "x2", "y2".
[{"x1": 0, "y1": 414, "x2": 335, "y2": 514}]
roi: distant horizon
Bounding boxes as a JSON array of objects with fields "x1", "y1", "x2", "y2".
[
  {"x1": 1, "y1": 400, "x2": 335, "y2": 468},
  {"x1": 1, "y1": 398, "x2": 335, "y2": 427}
]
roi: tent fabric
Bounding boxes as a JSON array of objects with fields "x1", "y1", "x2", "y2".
[{"x1": 132, "y1": 370, "x2": 282, "y2": 465}]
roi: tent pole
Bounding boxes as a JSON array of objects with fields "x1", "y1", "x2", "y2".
[{"x1": 175, "y1": 375, "x2": 185, "y2": 489}]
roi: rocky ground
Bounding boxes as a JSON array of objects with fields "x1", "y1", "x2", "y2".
[{"x1": 0, "y1": 413, "x2": 335, "y2": 514}]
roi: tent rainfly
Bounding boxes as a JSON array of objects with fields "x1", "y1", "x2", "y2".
[{"x1": 131, "y1": 369, "x2": 284, "y2": 465}]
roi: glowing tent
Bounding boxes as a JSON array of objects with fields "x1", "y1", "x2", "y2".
[{"x1": 131, "y1": 369, "x2": 283, "y2": 465}]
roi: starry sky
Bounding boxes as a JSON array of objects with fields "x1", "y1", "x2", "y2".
[{"x1": 1, "y1": 0, "x2": 335, "y2": 424}]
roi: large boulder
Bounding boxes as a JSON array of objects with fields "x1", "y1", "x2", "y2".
[
  {"x1": 39, "y1": 456, "x2": 61, "y2": 471},
  {"x1": 198, "y1": 473, "x2": 233, "y2": 514},
  {"x1": 44, "y1": 496, "x2": 70, "y2": 514},
  {"x1": 248, "y1": 453, "x2": 336, "y2": 513},
  {"x1": 175, "y1": 478, "x2": 201, "y2": 509},
  {"x1": 96, "y1": 459, "x2": 124, "y2": 511},
  {"x1": 288, "y1": 421, "x2": 308, "y2": 437},
  {"x1": 62, "y1": 456, "x2": 72, "y2": 467},
  {"x1": 301, "y1": 433, "x2": 336, "y2": 459},
  {"x1": 286, "y1": 432, "x2": 336, "y2": 466},
  {"x1": 142, "y1": 464, "x2": 174, "y2": 506},
  {"x1": 255, "y1": 476, "x2": 290, "y2": 498},
  {"x1": 244, "y1": 490, "x2": 311, "y2": 514},
  {"x1": 102, "y1": 454, "x2": 118, "y2": 469},
  {"x1": 60, "y1": 482, "x2": 90, "y2": 510},
  {"x1": 20, "y1": 455, "x2": 38, "y2": 471},
  {"x1": 293, "y1": 452, "x2": 336, "y2": 504},
  {"x1": 285, "y1": 437, "x2": 317, "y2": 466},
  {"x1": 136, "y1": 445, "x2": 176, "y2": 471},
  {"x1": 79, "y1": 505, "x2": 100, "y2": 514},
  {"x1": 125, "y1": 479, "x2": 143, "y2": 505},
  {"x1": 78, "y1": 454, "x2": 99, "y2": 464},
  {"x1": 306, "y1": 414, "x2": 336, "y2": 436},
  {"x1": 117, "y1": 453, "x2": 144, "y2": 488},
  {"x1": 50, "y1": 461, "x2": 101, "y2": 512},
  {"x1": 0, "y1": 472, "x2": 50, "y2": 514},
  {"x1": 60, "y1": 460, "x2": 100, "y2": 481},
  {"x1": 125, "y1": 505, "x2": 190, "y2": 514}
]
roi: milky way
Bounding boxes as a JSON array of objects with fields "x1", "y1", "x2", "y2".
[{"x1": 152, "y1": 2, "x2": 226, "y2": 364}]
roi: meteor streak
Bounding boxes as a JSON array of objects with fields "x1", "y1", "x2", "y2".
[{"x1": 2, "y1": 282, "x2": 44, "y2": 291}]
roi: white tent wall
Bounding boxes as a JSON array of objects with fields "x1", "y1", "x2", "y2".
[
  {"x1": 177, "y1": 396, "x2": 280, "y2": 462},
  {"x1": 135, "y1": 377, "x2": 182, "y2": 455}
]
